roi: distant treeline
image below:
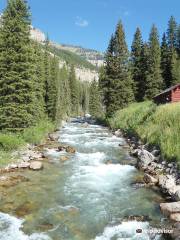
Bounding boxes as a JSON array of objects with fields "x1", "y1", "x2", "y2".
[{"x1": 99, "y1": 17, "x2": 180, "y2": 117}]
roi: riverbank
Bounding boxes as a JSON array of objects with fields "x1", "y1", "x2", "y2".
[
  {"x1": 108, "y1": 101, "x2": 180, "y2": 239},
  {"x1": 0, "y1": 120, "x2": 55, "y2": 168}
]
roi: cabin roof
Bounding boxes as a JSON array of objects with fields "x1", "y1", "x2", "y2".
[{"x1": 153, "y1": 83, "x2": 180, "y2": 98}]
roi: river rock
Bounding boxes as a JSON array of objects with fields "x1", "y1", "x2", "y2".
[
  {"x1": 48, "y1": 133, "x2": 59, "y2": 141},
  {"x1": 137, "y1": 149, "x2": 155, "y2": 169},
  {"x1": 18, "y1": 162, "x2": 30, "y2": 169},
  {"x1": 66, "y1": 146, "x2": 76, "y2": 154},
  {"x1": 60, "y1": 156, "x2": 69, "y2": 162},
  {"x1": 29, "y1": 161, "x2": 43, "y2": 170},
  {"x1": 151, "y1": 149, "x2": 160, "y2": 157},
  {"x1": 123, "y1": 215, "x2": 152, "y2": 222},
  {"x1": 143, "y1": 173, "x2": 158, "y2": 185},
  {"x1": 0, "y1": 175, "x2": 29, "y2": 188},
  {"x1": 160, "y1": 202, "x2": 180, "y2": 216},
  {"x1": 175, "y1": 190, "x2": 180, "y2": 201},
  {"x1": 114, "y1": 129, "x2": 122, "y2": 137},
  {"x1": 170, "y1": 213, "x2": 180, "y2": 222},
  {"x1": 8, "y1": 164, "x2": 18, "y2": 170},
  {"x1": 158, "y1": 175, "x2": 176, "y2": 194}
]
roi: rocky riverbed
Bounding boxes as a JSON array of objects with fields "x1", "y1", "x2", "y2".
[
  {"x1": 114, "y1": 129, "x2": 180, "y2": 239},
  {"x1": 0, "y1": 118, "x2": 178, "y2": 240}
]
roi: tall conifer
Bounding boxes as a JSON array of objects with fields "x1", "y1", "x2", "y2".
[
  {"x1": 0, "y1": 0, "x2": 36, "y2": 131},
  {"x1": 144, "y1": 25, "x2": 163, "y2": 99},
  {"x1": 131, "y1": 27, "x2": 144, "y2": 101}
]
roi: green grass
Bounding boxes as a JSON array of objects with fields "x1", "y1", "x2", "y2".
[
  {"x1": 22, "y1": 120, "x2": 54, "y2": 145},
  {"x1": 109, "y1": 101, "x2": 180, "y2": 162},
  {"x1": 0, "y1": 120, "x2": 55, "y2": 167}
]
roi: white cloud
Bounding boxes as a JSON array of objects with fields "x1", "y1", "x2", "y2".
[
  {"x1": 124, "y1": 11, "x2": 130, "y2": 16},
  {"x1": 75, "y1": 16, "x2": 89, "y2": 27}
]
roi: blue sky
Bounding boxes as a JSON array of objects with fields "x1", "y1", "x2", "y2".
[{"x1": 0, "y1": 0, "x2": 180, "y2": 52}]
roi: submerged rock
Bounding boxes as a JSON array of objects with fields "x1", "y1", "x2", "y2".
[
  {"x1": 143, "y1": 173, "x2": 158, "y2": 185},
  {"x1": 29, "y1": 161, "x2": 43, "y2": 170},
  {"x1": 60, "y1": 156, "x2": 69, "y2": 162},
  {"x1": 0, "y1": 175, "x2": 29, "y2": 188},
  {"x1": 123, "y1": 215, "x2": 152, "y2": 222},
  {"x1": 15, "y1": 201, "x2": 39, "y2": 217},
  {"x1": 66, "y1": 146, "x2": 76, "y2": 154}
]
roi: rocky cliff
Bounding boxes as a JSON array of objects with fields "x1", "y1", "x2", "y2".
[{"x1": 30, "y1": 27, "x2": 103, "y2": 82}]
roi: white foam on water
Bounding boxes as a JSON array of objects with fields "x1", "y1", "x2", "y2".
[
  {"x1": 75, "y1": 152, "x2": 106, "y2": 165},
  {"x1": 95, "y1": 221, "x2": 160, "y2": 240},
  {"x1": 65, "y1": 163, "x2": 135, "y2": 194},
  {"x1": 0, "y1": 213, "x2": 51, "y2": 240}
]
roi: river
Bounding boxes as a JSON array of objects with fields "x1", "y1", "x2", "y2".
[{"x1": 0, "y1": 119, "x2": 167, "y2": 240}]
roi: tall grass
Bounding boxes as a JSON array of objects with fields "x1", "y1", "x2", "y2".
[{"x1": 109, "y1": 102, "x2": 180, "y2": 162}]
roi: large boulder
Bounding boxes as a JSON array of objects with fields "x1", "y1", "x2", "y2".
[
  {"x1": 137, "y1": 150, "x2": 155, "y2": 169},
  {"x1": 158, "y1": 175, "x2": 176, "y2": 194},
  {"x1": 170, "y1": 213, "x2": 180, "y2": 222},
  {"x1": 160, "y1": 201, "x2": 180, "y2": 216},
  {"x1": 29, "y1": 161, "x2": 43, "y2": 170},
  {"x1": 143, "y1": 173, "x2": 158, "y2": 185}
]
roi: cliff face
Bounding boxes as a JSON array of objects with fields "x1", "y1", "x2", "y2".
[
  {"x1": 51, "y1": 42, "x2": 104, "y2": 68},
  {"x1": 30, "y1": 27, "x2": 103, "y2": 82}
]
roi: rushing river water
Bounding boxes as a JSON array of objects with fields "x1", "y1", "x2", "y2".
[{"x1": 0, "y1": 119, "x2": 167, "y2": 240}]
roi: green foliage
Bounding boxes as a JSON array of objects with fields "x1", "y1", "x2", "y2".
[
  {"x1": 144, "y1": 25, "x2": 163, "y2": 99},
  {"x1": 102, "y1": 21, "x2": 134, "y2": 117},
  {"x1": 89, "y1": 80, "x2": 102, "y2": 118},
  {"x1": 0, "y1": 133, "x2": 25, "y2": 151},
  {"x1": 0, "y1": 0, "x2": 37, "y2": 131},
  {"x1": 69, "y1": 65, "x2": 80, "y2": 116},
  {"x1": 131, "y1": 27, "x2": 144, "y2": 101},
  {"x1": 47, "y1": 45, "x2": 96, "y2": 70},
  {"x1": 109, "y1": 102, "x2": 180, "y2": 162},
  {"x1": 22, "y1": 120, "x2": 54, "y2": 145}
]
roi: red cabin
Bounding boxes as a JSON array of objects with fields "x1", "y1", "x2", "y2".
[{"x1": 153, "y1": 83, "x2": 180, "y2": 104}]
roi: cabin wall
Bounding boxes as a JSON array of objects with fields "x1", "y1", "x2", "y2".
[{"x1": 172, "y1": 87, "x2": 180, "y2": 103}]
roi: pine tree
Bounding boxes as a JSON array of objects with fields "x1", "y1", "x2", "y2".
[
  {"x1": 43, "y1": 36, "x2": 51, "y2": 112},
  {"x1": 131, "y1": 27, "x2": 144, "y2": 101},
  {"x1": 102, "y1": 21, "x2": 134, "y2": 116},
  {"x1": 69, "y1": 65, "x2": 79, "y2": 116},
  {"x1": 161, "y1": 33, "x2": 170, "y2": 88},
  {"x1": 113, "y1": 21, "x2": 134, "y2": 110},
  {"x1": 167, "y1": 16, "x2": 177, "y2": 49},
  {"x1": 33, "y1": 42, "x2": 45, "y2": 120},
  {"x1": 176, "y1": 25, "x2": 180, "y2": 56},
  {"x1": 144, "y1": 25, "x2": 163, "y2": 99},
  {"x1": 141, "y1": 42, "x2": 150, "y2": 98},
  {"x1": 171, "y1": 49, "x2": 180, "y2": 85},
  {"x1": 89, "y1": 80, "x2": 102, "y2": 118},
  {"x1": 103, "y1": 35, "x2": 116, "y2": 116},
  {"x1": 47, "y1": 56, "x2": 59, "y2": 120},
  {"x1": 0, "y1": 0, "x2": 36, "y2": 131}
]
